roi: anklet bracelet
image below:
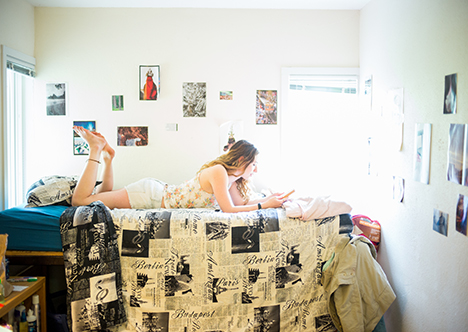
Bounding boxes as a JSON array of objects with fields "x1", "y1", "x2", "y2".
[{"x1": 87, "y1": 158, "x2": 101, "y2": 164}]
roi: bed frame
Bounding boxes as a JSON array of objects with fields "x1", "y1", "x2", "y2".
[{"x1": 6, "y1": 250, "x2": 64, "y2": 276}]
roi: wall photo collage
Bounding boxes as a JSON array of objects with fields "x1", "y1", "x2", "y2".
[
  {"x1": 367, "y1": 72, "x2": 465, "y2": 238},
  {"x1": 57, "y1": 65, "x2": 278, "y2": 154}
]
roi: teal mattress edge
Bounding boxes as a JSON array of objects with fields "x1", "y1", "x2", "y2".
[{"x1": 0, "y1": 204, "x2": 67, "y2": 251}]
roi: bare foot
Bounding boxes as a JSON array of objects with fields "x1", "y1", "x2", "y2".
[
  {"x1": 73, "y1": 126, "x2": 106, "y2": 152},
  {"x1": 94, "y1": 132, "x2": 115, "y2": 162}
]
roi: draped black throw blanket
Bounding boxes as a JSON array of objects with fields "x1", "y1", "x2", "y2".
[{"x1": 60, "y1": 201, "x2": 127, "y2": 331}]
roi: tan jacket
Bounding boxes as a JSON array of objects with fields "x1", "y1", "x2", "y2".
[{"x1": 321, "y1": 234, "x2": 396, "y2": 332}]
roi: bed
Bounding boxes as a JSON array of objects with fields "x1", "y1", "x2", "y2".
[
  {"x1": 0, "y1": 177, "x2": 395, "y2": 332},
  {"x1": 0, "y1": 204, "x2": 66, "y2": 268},
  {"x1": 0, "y1": 175, "x2": 84, "y2": 267},
  {"x1": 56, "y1": 202, "x2": 393, "y2": 332}
]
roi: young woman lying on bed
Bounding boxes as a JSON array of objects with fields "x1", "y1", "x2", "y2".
[{"x1": 72, "y1": 126, "x2": 287, "y2": 212}]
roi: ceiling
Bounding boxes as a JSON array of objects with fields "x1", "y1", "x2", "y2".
[{"x1": 24, "y1": 0, "x2": 371, "y2": 10}]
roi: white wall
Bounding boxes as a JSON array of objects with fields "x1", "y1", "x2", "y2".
[
  {"x1": 29, "y1": 8, "x2": 359, "y2": 193},
  {"x1": 360, "y1": 0, "x2": 468, "y2": 330},
  {"x1": 0, "y1": 0, "x2": 35, "y2": 210},
  {"x1": 0, "y1": 0, "x2": 34, "y2": 56}
]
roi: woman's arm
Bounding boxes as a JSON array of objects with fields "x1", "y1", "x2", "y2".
[
  {"x1": 202, "y1": 166, "x2": 285, "y2": 213},
  {"x1": 245, "y1": 193, "x2": 284, "y2": 205},
  {"x1": 228, "y1": 186, "x2": 286, "y2": 212}
]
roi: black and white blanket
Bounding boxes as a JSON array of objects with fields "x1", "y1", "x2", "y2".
[
  {"x1": 60, "y1": 202, "x2": 352, "y2": 331},
  {"x1": 111, "y1": 208, "x2": 351, "y2": 332},
  {"x1": 60, "y1": 201, "x2": 127, "y2": 331}
]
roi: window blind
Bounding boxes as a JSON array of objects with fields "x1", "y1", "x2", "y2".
[
  {"x1": 289, "y1": 74, "x2": 357, "y2": 94},
  {"x1": 7, "y1": 59, "x2": 35, "y2": 77}
]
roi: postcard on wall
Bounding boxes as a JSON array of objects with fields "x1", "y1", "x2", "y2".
[
  {"x1": 46, "y1": 82, "x2": 67, "y2": 116},
  {"x1": 73, "y1": 120, "x2": 96, "y2": 155},
  {"x1": 443, "y1": 73, "x2": 457, "y2": 114},
  {"x1": 456, "y1": 194, "x2": 467, "y2": 236},
  {"x1": 392, "y1": 176, "x2": 405, "y2": 202},
  {"x1": 139, "y1": 65, "x2": 160, "y2": 101},
  {"x1": 412, "y1": 123, "x2": 431, "y2": 184},
  {"x1": 117, "y1": 126, "x2": 148, "y2": 146},
  {"x1": 220, "y1": 91, "x2": 233, "y2": 100},
  {"x1": 362, "y1": 75, "x2": 373, "y2": 112},
  {"x1": 464, "y1": 126, "x2": 468, "y2": 187},
  {"x1": 219, "y1": 121, "x2": 243, "y2": 154},
  {"x1": 447, "y1": 123, "x2": 465, "y2": 185},
  {"x1": 382, "y1": 88, "x2": 404, "y2": 151},
  {"x1": 182, "y1": 82, "x2": 206, "y2": 117},
  {"x1": 112, "y1": 95, "x2": 124, "y2": 111},
  {"x1": 256, "y1": 90, "x2": 277, "y2": 125},
  {"x1": 433, "y1": 208, "x2": 448, "y2": 237}
]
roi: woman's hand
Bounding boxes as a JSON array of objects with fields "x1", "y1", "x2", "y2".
[{"x1": 261, "y1": 193, "x2": 287, "y2": 209}]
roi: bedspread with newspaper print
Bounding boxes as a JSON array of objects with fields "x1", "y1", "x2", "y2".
[
  {"x1": 109, "y1": 207, "x2": 352, "y2": 332},
  {"x1": 60, "y1": 202, "x2": 127, "y2": 331}
]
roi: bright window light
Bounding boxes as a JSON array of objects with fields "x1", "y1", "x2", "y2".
[
  {"x1": 280, "y1": 68, "x2": 367, "y2": 202},
  {"x1": 2, "y1": 46, "x2": 35, "y2": 209}
]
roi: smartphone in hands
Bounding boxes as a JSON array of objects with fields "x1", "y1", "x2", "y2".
[{"x1": 281, "y1": 189, "x2": 295, "y2": 200}]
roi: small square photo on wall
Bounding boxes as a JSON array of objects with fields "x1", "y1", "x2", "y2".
[
  {"x1": 443, "y1": 73, "x2": 457, "y2": 114},
  {"x1": 46, "y1": 82, "x2": 67, "y2": 116},
  {"x1": 256, "y1": 90, "x2": 277, "y2": 124},
  {"x1": 433, "y1": 208, "x2": 448, "y2": 237},
  {"x1": 447, "y1": 123, "x2": 465, "y2": 185},
  {"x1": 140, "y1": 65, "x2": 160, "y2": 101},
  {"x1": 183, "y1": 82, "x2": 206, "y2": 117},
  {"x1": 112, "y1": 95, "x2": 124, "y2": 111},
  {"x1": 73, "y1": 120, "x2": 96, "y2": 155},
  {"x1": 456, "y1": 194, "x2": 467, "y2": 236},
  {"x1": 117, "y1": 126, "x2": 148, "y2": 146},
  {"x1": 220, "y1": 91, "x2": 233, "y2": 100}
]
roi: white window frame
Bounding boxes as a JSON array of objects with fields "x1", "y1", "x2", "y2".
[
  {"x1": 2, "y1": 45, "x2": 36, "y2": 209},
  {"x1": 279, "y1": 67, "x2": 361, "y2": 198},
  {"x1": 281, "y1": 67, "x2": 359, "y2": 111},
  {"x1": 280, "y1": 66, "x2": 360, "y2": 150}
]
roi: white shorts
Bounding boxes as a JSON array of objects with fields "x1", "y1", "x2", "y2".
[{"x1": 124, "y1": 178, "x2": 167, "y2": 209}]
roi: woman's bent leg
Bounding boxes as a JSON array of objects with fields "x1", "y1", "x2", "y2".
[
  {"x1": 72, "y1": 126, "x2": 131, "y2": 209},
  {"x1": 78, "y1": 188, "x2": 132, "y2": 210},
  {"x1": 95, "y1": 133, "x2": 115, "y2": 194}
]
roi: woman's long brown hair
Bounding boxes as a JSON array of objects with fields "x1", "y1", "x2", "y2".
[{"x1": 198, "y1": 140, "x2": 259, "y2": 203}]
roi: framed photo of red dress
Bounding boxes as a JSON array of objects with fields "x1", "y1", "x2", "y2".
[{"x1": 139, "y1": 65, "x2": 160, "y2": 101}]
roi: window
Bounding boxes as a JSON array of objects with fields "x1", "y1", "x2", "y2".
[
  {"x1": 2, "y1": 46, "x2": 35, "y2": 209},
  {"x1": 280, "y1": 68, "x2": 366, "y2": 201}
]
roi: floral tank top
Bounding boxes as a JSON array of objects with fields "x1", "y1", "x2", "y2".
[{"x1": 163, "y1": 175, "x2": 219, "y2": 209}]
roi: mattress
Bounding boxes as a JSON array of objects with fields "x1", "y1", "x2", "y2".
[{"x1": 0, "y1": 204, "x2": 67, "y2": 251}]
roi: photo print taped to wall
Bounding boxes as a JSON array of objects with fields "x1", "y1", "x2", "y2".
[
  {"x1": 256, "y1": 90, "x2": 277, "y2": 124},
  {"x1": 456, "y1": 194, "x2": 467, "y2": 236},
  {"x1": 117, "y1": 126, "x2": 148, "y2": 146},
  {"x1": 112, "y1": 95, "x2": 124, "y2": 111},
  {"x1": 363, "y1": 75, "x2": 373, "y2": 112},
  {"x1": 220, "y1": 91, "x2": 233, "y2": 100},
  {"x1": 73, "y1": 120, "x2": 96, "y2": 155},
  {"x1": 46, "y1": 82, "x2": 67, "y2": 116},
  {"x1": 443, "y1": 73, "x2": 457, "y2": 114},
  {"x1": 433, "y1": 208, "x2": 448, "y2": 237},
  {"x1": 447, "y1": 123, "x2": 466, "y2": 185},
  {"x1": 392, "y1": 176, "x2": 405, "y2": 202},
  {"x1": 139, "y1": 65, "x2": 160, "y2": 101},
  {"x1": 183, "y1": 82, "x2": 207, "y2": 117},
  {"x1": 413, "y1": 123, "x2": 431, "y2": 184}
]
